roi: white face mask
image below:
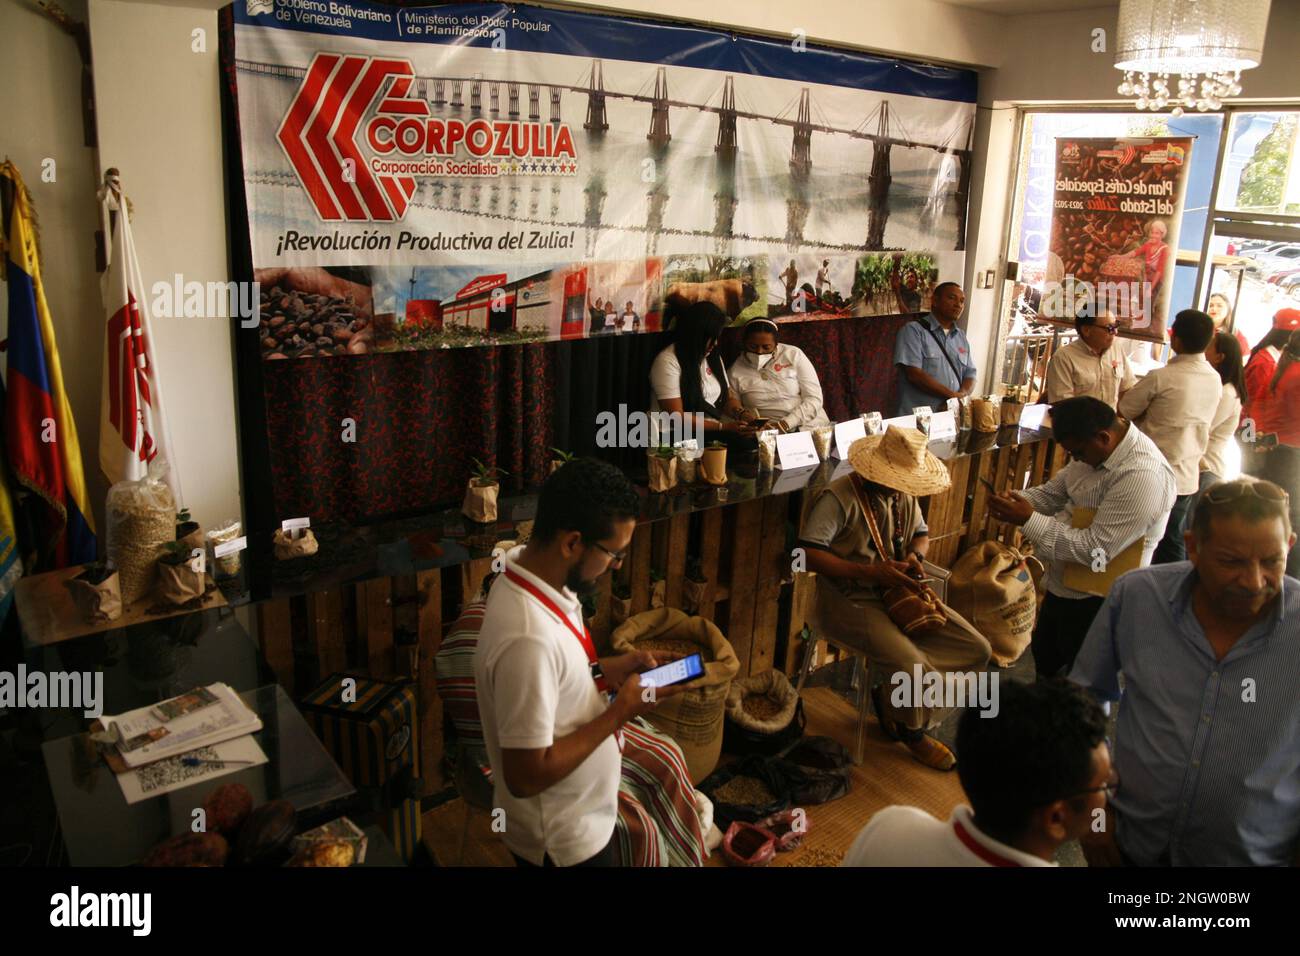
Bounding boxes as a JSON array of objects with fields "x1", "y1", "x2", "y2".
[{"x1": 746, "y1": 351, "x2": 774, "y2": 369}]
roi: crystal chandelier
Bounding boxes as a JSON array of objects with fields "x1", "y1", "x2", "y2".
[{"x1": 1114, "y1": 0, "x2": 1271, "y2": 116}]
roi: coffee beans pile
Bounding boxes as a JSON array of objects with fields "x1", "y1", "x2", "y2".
[
  {"x1": 1051, "y1": 210, "x2": 1147, "y2": 278},
  {"x1": 713, "y1": 775, "x2": 776, "y2": 806},
  {"x1": 258, "y1": 286, "x2": 372, "y2": 360}
]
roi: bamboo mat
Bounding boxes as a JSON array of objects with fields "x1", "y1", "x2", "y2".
[{"x1": 421, "y1": 685, "x2": 968, "y2": 868}]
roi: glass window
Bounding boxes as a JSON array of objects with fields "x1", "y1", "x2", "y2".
[
  {"x1": 1216, "y1": 112, "x2": 1300, "y2": 216},
  {"x1": 998, "y1": 111, "x2": 1224, "y2": 399}
]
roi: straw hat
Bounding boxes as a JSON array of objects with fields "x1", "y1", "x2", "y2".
[{"x1": 847, "y1": 426, "x2": 951, "y2": 496}]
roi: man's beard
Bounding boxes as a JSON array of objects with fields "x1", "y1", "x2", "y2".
[{"x1": 565, "y1": 564, "x2": 600, "y2": 597}]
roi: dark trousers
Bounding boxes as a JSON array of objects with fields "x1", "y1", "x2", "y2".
[
  {"x1": 511, "y1": 831, "x2": 618, "y2": 868},
  {"x1": 1031, "y1": 592, "x2": 1105, "y2": 680},
  {"x1": 1152, "y1": 493, "x2": 1192, "y2": 564}
]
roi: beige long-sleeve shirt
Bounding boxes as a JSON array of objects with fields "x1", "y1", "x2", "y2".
[
  {"x1": 1045, "y1": 338, "x2": 1136, "y2": 409},
  {"x1": 1200, "y1": 382, "x2": 1242, "y2": 479},
  {"x1": 1118, "y1": 353, "x2": 1224, "y2": 495}
]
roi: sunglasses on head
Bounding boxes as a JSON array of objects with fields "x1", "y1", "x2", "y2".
[{"x1": 1203, "y1": 479, "x2": 1289, "y2": 505}]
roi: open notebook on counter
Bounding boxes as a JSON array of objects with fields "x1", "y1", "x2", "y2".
[{"x1": 99, "y1": 683, "x2": 262, "y2": 769}]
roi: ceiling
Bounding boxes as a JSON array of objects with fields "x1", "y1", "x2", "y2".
[{"x1": 942, "y1": 0, "x2": 1117, "y2": 13}]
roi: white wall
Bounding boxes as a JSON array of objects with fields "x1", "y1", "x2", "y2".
[
  {"x1": 0, "y1": 0, "x2": 110, "y2": 535},
  {"x1": 0, "y1": 0, "x2": 240, "y2": 541},
  {"x1": 983, "y1": 1, "x2": 1300, "y2": 106},
  {"x1": 88, "y1": 0, "x2": 240, "y2": 531}
]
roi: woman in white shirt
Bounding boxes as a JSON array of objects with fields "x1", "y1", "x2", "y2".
[
  {"x1": 1194, "y1": 331, "x2": 1245, "y2": 515},
  {"x1": 649, "y1": 302, "x2": 759, "y2": 450},
  {"x1": 727, "y1": 318, "x2": 831, "y2": 432}
]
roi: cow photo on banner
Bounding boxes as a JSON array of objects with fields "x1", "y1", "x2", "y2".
[
  {"x1": 1041, "y1": 137, "x2": 1194, "y2": 343},
  {"x1": 230, "y1": 0, "x2": 977, "y2": 360}
]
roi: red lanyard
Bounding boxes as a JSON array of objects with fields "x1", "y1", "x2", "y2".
[
  {"x1": 953, "y1": 819, "x2": 1023, "y2": 867},
  {"x1": 503, "y1": 569, "x2": 607, "y2": 693}
]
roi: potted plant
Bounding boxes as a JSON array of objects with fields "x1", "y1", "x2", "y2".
[
  {"x1": 701, "y1": 440, "x2": 728, "y2": 485},
  {"x1": 683, "y1": 556, "x2": 709, "y2": 614},
  {"x1": 155, "y1": 540, "x2": 207, "y2": 606},
  {"x1": 64, "y1": 559, "x2": 122, "y2": 625},
  {"x1": 463, "y1": 458, "x2": 508, "y2": 523},
  {"x1": 611, "y1": 580, "x2": 632, "y2": 625},
  {"x1": 647, "y1": 445, "x2": 678, "y2": 493},
  {"x1": 650, "y1": 567, "x2": 667, "y2": 609},
  {"x1": 674, "y1": 441, "x2": 699, "y2": 482},
  {"x1": 175, "y1": 507, "x2": 205, "y2": 553},
  {"x1": 549, "y1": 447, "x2": 577, "y2": 475}
]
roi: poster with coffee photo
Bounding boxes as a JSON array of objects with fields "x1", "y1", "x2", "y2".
[{"x1": 1042, "y1": 137, "x2": 1194, "y2": 343}]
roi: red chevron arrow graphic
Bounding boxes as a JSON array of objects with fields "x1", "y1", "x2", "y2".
[{"x1": 277, "y1": 53, "x2": 421, "y2": 222}]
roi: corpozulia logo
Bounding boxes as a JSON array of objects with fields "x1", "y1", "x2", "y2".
[
  {"x1": 278, "y1": 53, "x2": 579, "y2": 223},
  {"x1": 247, "y1": 0, "x2": 275, "y2": 15}
]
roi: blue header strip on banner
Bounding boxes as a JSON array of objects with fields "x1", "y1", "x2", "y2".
[{"x1": 233, "y1": 0, "x2": 977, "y2": 103}]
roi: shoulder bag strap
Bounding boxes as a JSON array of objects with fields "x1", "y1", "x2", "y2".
[
  {"x1": 850, "y1": 480, "x2": 891, "y2": 565},
  {"x1": 918, "y1": 319, "x2": 965, "y2": 385}
]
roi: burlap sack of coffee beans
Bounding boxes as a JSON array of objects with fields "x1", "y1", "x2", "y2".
[
  {"x1": 462, "y1": 481, "x2": 499, "y2": 523},
  {"x1": 259, "y1": 286, "x2": 373, "y2": 360},
  {"x1": 65, "y1": 569, "x2": 123, "y2": 625},
  {"x1": 647, "y1": 453, "x2": 677, "y2": 493},
  {"x1": 971, "y1": 397, "x2": 1001, "y2": 433},
  {"x1": 273, "y1": 528, "x2": 319, "y2": 560}
]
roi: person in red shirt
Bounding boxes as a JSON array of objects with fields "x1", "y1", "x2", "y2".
[{"x1": 1243, "y1": 308, "x2": 1300, "y2": 576}]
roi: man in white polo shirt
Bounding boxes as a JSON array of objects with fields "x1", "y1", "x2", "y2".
[
  {"x1": 475, "y1": 458, "x2": 681, "y2": 867},
  {"x1": 841, "y1": 679, "x2": 1112, "y2": 866}
]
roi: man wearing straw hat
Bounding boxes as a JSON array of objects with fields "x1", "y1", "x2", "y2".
[{"x1": 799, "y1": 427, "x2": 992, "y2": 771}]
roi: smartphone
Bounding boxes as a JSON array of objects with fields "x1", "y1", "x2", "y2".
[{"x1": 638, "y1": 653, "x2": 704, "y2": 689}]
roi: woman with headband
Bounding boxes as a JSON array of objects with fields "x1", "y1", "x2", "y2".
[{"x1": 728, "y1": 318, "x2": 831, "y2": 433}]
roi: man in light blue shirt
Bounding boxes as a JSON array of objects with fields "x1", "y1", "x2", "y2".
[
  {"x1": 1070, "y1": 477, "x2": 1300, "y2": 866},
  {"x1": 893, "y1": 282, "x2": 977, "y2": 417}
]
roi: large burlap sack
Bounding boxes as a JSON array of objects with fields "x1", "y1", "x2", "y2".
[
  {"x1": 611, "y1": 607, "x2": 739, "y2": 783},
  {"x1": 947, "y1": 542, "x2": 1044, "y2": 666}
]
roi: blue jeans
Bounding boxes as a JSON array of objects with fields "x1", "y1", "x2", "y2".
[{"x1": 1153, "y1": 493, "x2": 1192, "y2": 564}]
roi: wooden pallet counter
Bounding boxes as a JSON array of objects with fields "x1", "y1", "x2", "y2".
[{"x1": 250, "y1": 425, "x2": 1066, "y2": 798}]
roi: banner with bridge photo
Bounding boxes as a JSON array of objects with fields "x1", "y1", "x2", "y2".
[
  {"x1": 231, "y1": 0, "x2": 976, "y2": 359},
  {"x1": 1041, "y1": 136, "x2": 1194, "y2": 343}
]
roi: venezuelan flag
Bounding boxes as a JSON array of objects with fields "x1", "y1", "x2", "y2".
[
  {"x1": 0, "y1": 377, "x2": 23, "y2": 620},
  {"x1": 1, "y1": 160, "x2": 96, "y2": 569}
]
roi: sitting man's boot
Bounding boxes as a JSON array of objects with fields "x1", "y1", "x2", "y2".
[{"x1": 897, "y1": 725, "x2": 957, "y2": 772}]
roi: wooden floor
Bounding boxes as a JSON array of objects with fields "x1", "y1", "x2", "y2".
[{"x1": 421, "y1": 684, "x2": 969, "y2": 867}]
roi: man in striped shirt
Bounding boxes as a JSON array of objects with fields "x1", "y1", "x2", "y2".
[
  {"x1": 1071, "y1": 478, "x2": 1300, "y2": 866},
  {"x1": 988, "y1": 397, "x2": 1175, "y2": 679}
]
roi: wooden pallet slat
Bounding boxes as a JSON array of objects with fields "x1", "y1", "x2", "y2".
[
  {"x1": 309, "y1": 588, "x2": 348, "y2": 680},
  {"x1": 360, "y1": 578, "x2": 395, "y2": 679},
  {"x1": 255, "y1": 599, "x2": 295, "y2": 693},
  {"x1": 663, "y1": 513, "x2": 690, "y2": 609},
  {"x1": 697, "y1": 507, "x2": 724, "y2": 620},
  {"x1": 414, "y1": 568, "x2": 445, "y2": 794},
  {"x1": 725, "y1": 499, "x2": 765, "y2": 675}
]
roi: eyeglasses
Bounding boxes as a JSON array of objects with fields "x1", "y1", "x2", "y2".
[
  {"x1": 1062, "y1": 773, "x2": 1119, "y2": 802},
  {"x1": 1068, "y1": 780, "x2": 1118, "y2": 801},
  {"x1": 1203, "y1": 478, "x2": 1289, "y2": 505},
  {"x1": 590, "y1": 541, "x2": 627, "y2": 565},
  {"x1": 1099, "y1": 324, "x2": 1119, "y2": 334}
]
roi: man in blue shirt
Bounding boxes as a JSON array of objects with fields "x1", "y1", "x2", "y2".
[
  {"x1": 1071, "y1": 477, "x2": 1300, "y2": 866},
  {"x1": 893, "y1": 282, "x2": 977, "y2": 417}
]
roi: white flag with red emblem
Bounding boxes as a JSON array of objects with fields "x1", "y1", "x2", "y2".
[{"x1": 98, "y1": 187, "x2": 181, "y2": 503}]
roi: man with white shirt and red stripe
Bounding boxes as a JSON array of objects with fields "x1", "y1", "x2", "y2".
[
  {"x1": 475, "y1": 458, "x2": 682, "y2": 867},
  {"x1": 841, "y1": 679, "x2": 1113, "y2": 867}
]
